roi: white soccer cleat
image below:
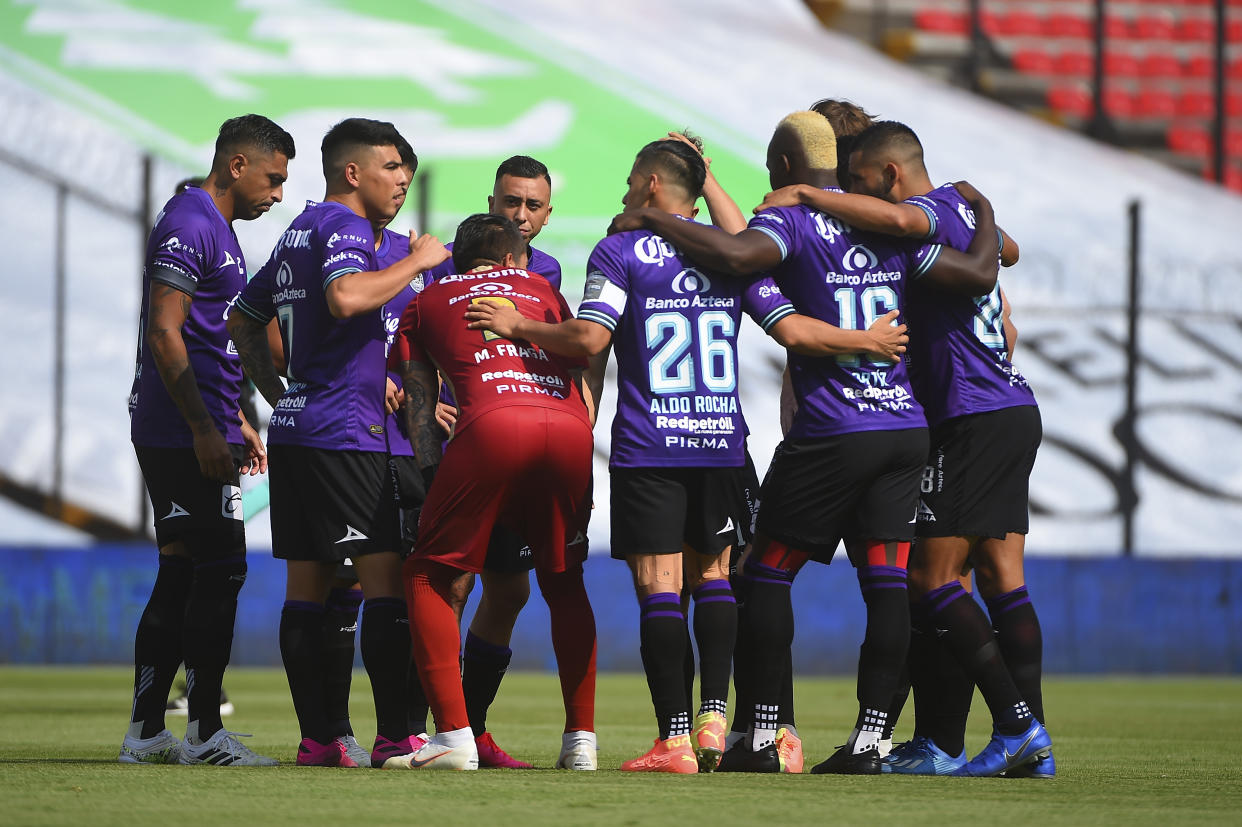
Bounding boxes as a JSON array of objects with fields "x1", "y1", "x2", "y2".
[
  {"x1": 119, "y1": 729, "x2": 182, "y2": 764},
  {"x1": 556, "y1": 730, "x2": 598, "y2": 771},
  {"x1": 397, "y1": 734, "x2": 478, "y2": 771},
  {"x1": 337, "y1": 734, "x2": 372, "y2": 768},
  {"x1": 179, "y1": 729, "x2": 279, "y2": 766}
]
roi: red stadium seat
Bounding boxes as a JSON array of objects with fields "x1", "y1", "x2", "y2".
[
  {"x1": 1185, "y1": 54, "x2": 1214, "y2": 79},
  {"x1": 1046, "y1": 12, "x2": 1093, "y2": 39},
  {"x1": 1229, "y1": 20, "x2": 1242, "y2": 43},
  {"x1": 1228, "y1": 93, "x2": 1242, "y2": 118},
  {"x1": 1013, "y1": 48, "x2": 1055, "y2": 75},
  {"x1": 1230, "y1": 57, "x2": 1242, "y2": 79},
  {"x1": 1133, "y1": 13, "x2": 1176, "y2": 41},
  {"x1": 1167, "y1": 124, "x2": 1211, "y2": 157},
  {"x1": 1136, "y1": 89, "x2": 1177, "y2": 119},
  {"x1": 1047, "y1": 85, "x2": 1093, "y2": 119},
  {"x1": 1104, "y1": 52, "x2": 1142, "y2": 78},
  {"x1": 1053, "y1": 49, "x2": 1094, "y2": 76},
  {"x1": 1175, "y1": 17, "x2": 1215, "y2": 43},
  {"x1": 1139, "y1": 52, "x2": 1182, "y2": 79},
  {"x1": 997, "y1": 9, "x2": 1043, "y2": 38},
  {"x1": 1177, "y1": 90, "x2": 1216, "y2": 118},
  {"x1": 914, "y1": 8, "x2": 968, "y2": 35},
  {"x1": 1104, "y1": 16, "x2": 1132, "y2": 40},
  {"x1": 1103, "y1": 89, "x2": 1136, "y2": 118}
]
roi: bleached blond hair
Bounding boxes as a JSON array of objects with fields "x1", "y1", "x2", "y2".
[{"x1": 772, "y1": 111, "x2": 839, "y2": 171}]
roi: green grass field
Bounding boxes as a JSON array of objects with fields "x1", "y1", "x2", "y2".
[{"x1": 1, "y1": 668, "x2": 1239, "y2": 825}]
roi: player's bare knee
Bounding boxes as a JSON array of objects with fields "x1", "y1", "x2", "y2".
[
  {"x1": 684, "y1": 548, "x2": 729, "y2": 590},
  {"x1": 480, "y1": 571, "x2": 531, "y2": 619},
  {"x1": 628, "y1": 552, "x2": 683, "y2": 598}
]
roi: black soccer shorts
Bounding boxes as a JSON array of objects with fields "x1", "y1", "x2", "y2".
[
  {"x1": 609, "y1": 465, "x2": 751, "y2": 559},
  {"x1": 135, "y1": 443, "x2": 246, "y2": 559}
]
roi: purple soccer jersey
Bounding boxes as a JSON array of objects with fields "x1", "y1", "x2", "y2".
[
  {"x1": 376, "y1": 228, "x2": 425, "y2": 457},
  {"x1": 902, "y1": 183, "x2": 1036, "y2": 426},
  {"x1": 235, "y1": 200, "x2": 389, "y2": 452},
  {"x1": 425, "y1": 243, "x2": 561, "y2": 292},
  {"x1": 130, "y1": 186, "x2": 247, "y2": 448},
  {"x1": 578, "y1": 219, "x2": 795, "y2": 468},
  {"x1": 749, "y1": 202, "x2": 940, "y2": 439}
]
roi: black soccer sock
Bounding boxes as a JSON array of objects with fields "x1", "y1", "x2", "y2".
[
  {"x1": 988, "y1": 586, "x2": 1046, "y2": 726},
  {"x1": 909, "y1": 600, "x2": 973, "y2": 756},
  {"x1": 682, "y1": 621, "x2": 696, "y2": 715},
  {"x1": 130, "y1": 553, "x2": 194, "y2": 739},
  {"x1": 638, "y1": 592, "x2": 691, "y2": 740},
  {"x1": 692, "y1": 579, "x2": 735, "y2": 717},
  {"x1": 406, "y1": 655, "x2": 431, "y2": 736},
  {"x1": 728, "y1": 571, "x2": 751, "y2": 735},
  {"x1": 462, "y1": 630, "x2": 512, "y2": 737},
  {"x1": 323, "y1": 586, "x2": 363, "y2": 738},
  {"x1": 361, "y1": 597, "x2": 413, "y2": 741},
  {"x1": 280, "y1": 600, "x2": 331, "y2": 744},
  {"x1": 740, "y1": 558, "x2": 797, "y2": 747},
  {"x1": 778, "y1": 645, "x2": 797, "y2": 730},
  {"x1": 885, "y1": 669, "x2": 911, "y2": 742},
  {"x1": 183, "y1": 554, "x2": 246, "y2": 741},
  {"x1": 922, "y1": 582, "x2": 1031, "y2": 735},
  {"x1": 853, "y1": 565, "x2": 909, "y2": 745}
]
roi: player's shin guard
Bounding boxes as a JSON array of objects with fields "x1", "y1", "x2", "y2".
[
  {"x1": 183, "y1": 554, "x2": 246, "y2": 740},
  {"x1": 638, "y1": 592, "x2": 690, "y2": 740},
  {"x1": 692, "y1": 580, "x2": 735, "y2": 717},
  {"x1": 922, "y1": 582, "x2": 1031, "y2": 735},
  {"x1": 988, "y1": 586, "x2": 1045, "y2": 725},
  {"x1": 740, "y1": 557, "x2": 797, "y2": 749},
  {"x1": 323, "y1": 587, "x2": 363, "y2": 738},
  {"x1": 853, "y1": 564, "x2": 909, "y2": 748},
  {"x1": 462, "y1": 631, "x2": 511, "y2": 737},
  {"x1": 910, "y1": 600, "x2": 973, "y2": 756},
  {"x1": 537, "y1": 563, "x2": 597, "y2": 733},
  {"x1": 361, "y1": 597, "x2": 412, "y2": 741},
  {"x1": 130, "y1": 553, "x2": 193, "y2": 739},
  {"x1": 405, "y1": 560, "x2": 470, "y2": 733},
  {"x1": 280, "y1": 600, "x2": 331, "y2": 743}
]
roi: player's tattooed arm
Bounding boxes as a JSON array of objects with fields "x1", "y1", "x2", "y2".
[
  {"x1": 768, "y1": 309, "x2": 906, "y2": 361},
  {"x1": 608, "y1": 209, "x2": 781, "y2": 276},
  {"x1": 227, "y1": 311, "x2": 287, "y2": 407},
  {"x1": 464, "y1": 300, "x2": 612, "y2": 357},
  {"x1": 400, "y1": 358, "x2": 443, "y2": 471},
  {"x1": 755, "y1": 185, "x2": 933, "y2": 238},
  {"x1": 147, "y1": 283, "x2": 233, "y2": 482},
  {"x1": 921, "y1": 186, "x2": 999, "y2": 296}
]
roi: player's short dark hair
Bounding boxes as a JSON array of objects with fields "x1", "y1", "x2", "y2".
[
  {"x1": 395, "y1": 132, "x2": 419, "y2": 174},
  {"x1": 213, "y1": 114, "x2": 296, "y2": 165},
  {"x1": 320, "y1": 118, "x2": 409, "y2": 179},
  {"x1": 634, "y1": 138, "x2": 706, "y2": 199},
  {"x1": 851, "y1": 120, "x2": 925, "y2": 166},
  {"x1": 495, "y1": 155, "x2": 550, "y2": 187},
  {"x1": 809, "y1": 99, "x2": 876, "y2": 139},
  {"x1": 173, "y1": 176, "x2": 205, "y2": 197},
  {"x1": 453, "y1": 213, "x2": 525, "y2": 271}
]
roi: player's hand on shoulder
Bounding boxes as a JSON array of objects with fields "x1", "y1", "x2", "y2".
[
  {"x1": 754, "y1": 185, "x2": 805, "y2": 214},
  {"x1": 607, "y1": 210, "x2": 648, "y2": 235},
  {"x1": 409, "y1": 232, "x2": 450, "y2": 269},
  {"x1": 193, "y1": 427, "x2": 235, "y2": 483},
  {"x1": 864, "y1": 309, "x2": 908, "y2": 363},
  {"x1": 952, "y1": 180, "x2": 986, "y2": 206},
  {"x1": 464, "y1": 298, "x2": 524, "y2": 340}
]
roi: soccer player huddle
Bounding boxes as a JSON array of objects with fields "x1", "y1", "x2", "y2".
[{"x1": 121, "y1": 99, "x2": 1051, "y2": 779}]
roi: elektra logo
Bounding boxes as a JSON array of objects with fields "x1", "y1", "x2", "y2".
[
  {"x1": 671, "y1": 267, "x2": 711, "y2": 294},
  {"x1": 842, "y1": 244, "x2": 879, "y2": 272},
  {"x1": 634, "y1": 235, "x2": 677, "y2": 266}
]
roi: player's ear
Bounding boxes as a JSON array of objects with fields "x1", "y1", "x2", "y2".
[
  {"x1": 500, "y1": 251, "x2": 517, "y2": 268},
  {"x1": 884, "y1": 162, "x2": 899, "y2": 190},
  {"x1": 228, "y1": 153, "x2": 247, "y2": 182},
  {"x1": 343, "y1": 161, "x2": 361, "y2": 188},
  {"x1": 542, "y1": 204, "x2": 552, "y2": 225},
  {"x1": 487, "y1": 194, "x2": 496, "y2": 213}
]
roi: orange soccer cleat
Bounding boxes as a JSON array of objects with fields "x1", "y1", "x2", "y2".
[
  {"x1": 620, "y1": 734, "x2": 699, "y2": 774},
  {"x1": 691, "y1": 711, "x2": 728, "y2": 772},
  {"x1": 776, "y1": 727, "x2": 804, "y2": 774}
]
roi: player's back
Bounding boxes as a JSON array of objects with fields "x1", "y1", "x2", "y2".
[
  {"x1": 236, "y1": 200, "x2": 388, "y2": 451},
  {"x1": 399, "y1": 266, "x2": 589, "y2": 436},
  {"x1": 130, "y1": 186, "x2": 247, "y2": 447},
  {"x1": 748, "y1": 201, "x2": 934, "y2": 439},
  {"x1": 580, "y1": 223, "x2": 792, "y2": 468},
  {"x1": 902, "y1": 184, "x2": 1035, "y2": 425}
]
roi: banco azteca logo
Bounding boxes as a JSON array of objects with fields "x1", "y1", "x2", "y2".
[
  {"x1": 671, "y1": 267, "x2": 711, "y2": 294},
  {"x1": 842, "y1": 244, "x2": 879, "y2": 272},
  {"x1": 276, "y1": 261, "x2": 293, "y2": 288}
]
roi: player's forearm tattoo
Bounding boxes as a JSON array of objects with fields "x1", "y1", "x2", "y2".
[
  {"x1": 147, "y1": 284, "x2": 214, "y2": 434},
  {"x1": 401, "y1": 359, "x2": 442, "y2": 468},
  {"x1": 228, "y1": 314, "x2": 286, "y2": 406}
]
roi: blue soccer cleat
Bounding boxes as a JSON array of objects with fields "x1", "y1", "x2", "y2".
[
  {"x1": 882, "y1": 735, "x2": 967, "y2": 775},
  {"x1": 952, "y1": 719, "x2": 1052, "y2": 777},
  {"x1": 1006, "y1": 748, "x2": 1056, "y2": 779}
]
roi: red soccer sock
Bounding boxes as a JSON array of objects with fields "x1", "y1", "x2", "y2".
[
  {"x1": 404, "y1": 560, "x2": 470, "y2": 733},
  {"x1": 537, "y1": 564, "x2": 597, "y2": 733}
]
